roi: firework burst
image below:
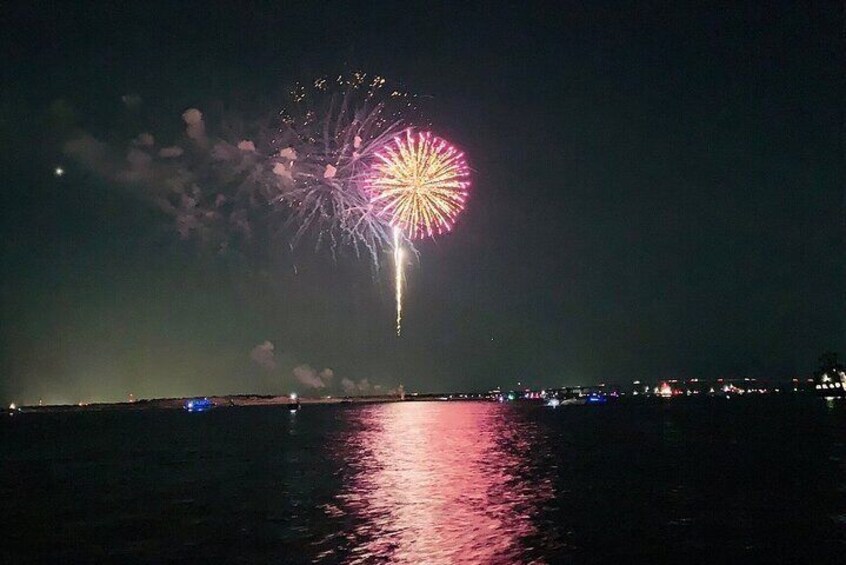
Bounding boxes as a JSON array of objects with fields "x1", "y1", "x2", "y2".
[
  {"x1": 367, "y1": 130, "x2": 470, "y2": 240},
  {"x1": 272, "y1": 72, "x2": 423, "y2": 263}
]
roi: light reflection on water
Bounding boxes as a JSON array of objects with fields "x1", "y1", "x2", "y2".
[
  {"x1": 3, "y1": 398, "x2": 844, "y2": 562},
  {"x1": 319, "y1": 402, "x2": 558, "y2": 563}
]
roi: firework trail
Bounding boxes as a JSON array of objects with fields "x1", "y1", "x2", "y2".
[
  {"x1": 393, "y1": 226, "x2": 404, "y2": 336},
  {"x1": 367, "y1": 130, "x2": 471, "y2": 335}
]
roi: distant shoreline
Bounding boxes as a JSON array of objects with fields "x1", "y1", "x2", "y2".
[
  {"x1": 14, "y1": 386, "x2": 830, "y2": 414},
  {"x1": 12, "y1": 394, "x2": 408, "y2": 413}
]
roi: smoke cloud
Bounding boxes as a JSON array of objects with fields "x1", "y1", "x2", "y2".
[
  {"x1": 158, "y1": 146, "x2": 183, "y2": 158},
  {"x1": 272, "y1": 162, "x2": 293, "y2": 181},
  {"x1": 292, "y1": 364, "x2": 334, "y2": 388},
  {"x1": 340, "y1": 377, "x2": 374, "y2": 395},
  {"x1": 237, "y1": 140, "x2": 256, "y2": 152},
  {"x1": 250, "y1": 341, "x2": 276, "y2": 371},
  {"x1": 182, "y1": 108, "x2": 206, "y2": 144},
  {"x1": 134, "y1": 132, "x2": 155, "y2": 146},
  {"x1": 127, "y1": 148, "x2": 152, "y2": 169},
  {"x1": 64, "y1": 135, "x2": 110, "y2": 173}
]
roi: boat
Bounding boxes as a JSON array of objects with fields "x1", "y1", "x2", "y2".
[
  {"x1": 546, "y1": 393, "x2": 603, "y2": 407},
  {"x1": 184, "y1": 398, "x2": 214, "y2": 412},
  {"x1": 561, "y1": 397, "x2": 587, "y2": 406},
  {"x1": 288, "y1": 393, "x2": 301, "y2": 412}
]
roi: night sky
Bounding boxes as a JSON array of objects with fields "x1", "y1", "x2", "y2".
[{"x1": 1, "y1": 1, "x2": 843, "y2": 403}]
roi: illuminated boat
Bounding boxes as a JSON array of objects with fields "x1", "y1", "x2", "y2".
[
  {"x1": 561, "y1": 397, "x2": 587, "y2": 406},
  {"x1": 183, "y1": 398, "x2": 214, "y2": 412},
  {"x1": 288, "y1": 393, "x2": 301, "y2": 412},
  {"x1": 546, "y1": 393, "x2": 595, "y2": 406},
  {"x1": 813, "y1": 353, "x2": 846, "y2": 398}
]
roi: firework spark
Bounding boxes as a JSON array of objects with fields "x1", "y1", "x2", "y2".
[{"x1": 368, "y1": 130, "x2": 470, "y2": 240}]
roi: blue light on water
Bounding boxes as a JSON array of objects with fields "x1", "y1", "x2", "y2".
[{"x1": 184, "y1": 398, "x2": 213, "y2": 412}]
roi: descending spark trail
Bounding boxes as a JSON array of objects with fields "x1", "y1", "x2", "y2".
[{"x1": 393, "y1": 226, "x2": 404, "y2": 336}]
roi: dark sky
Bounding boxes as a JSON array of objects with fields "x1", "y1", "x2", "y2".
[{"x1": 1, "y1": 1, "x2": 844, "y2": 403}]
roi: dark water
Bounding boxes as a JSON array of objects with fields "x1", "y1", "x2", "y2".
[{"x1": 2, "y1": 398, "x2": 844, "y2": 563}]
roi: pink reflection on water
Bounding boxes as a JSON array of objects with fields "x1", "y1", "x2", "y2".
[{"x1": 326, "y1": 402, "x2": 555, "y2": 564}]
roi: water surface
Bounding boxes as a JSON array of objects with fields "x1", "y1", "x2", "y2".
[{"x1": 2, "y1": 398, "x2": 844, "y2": 562}]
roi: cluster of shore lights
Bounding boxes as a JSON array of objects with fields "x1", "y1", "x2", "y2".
[{"x1": 816, "y1": 372, "x2": 846, "y2": 390}]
